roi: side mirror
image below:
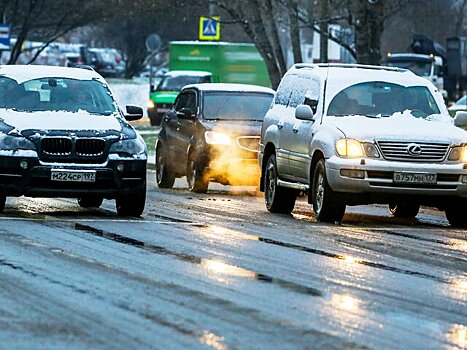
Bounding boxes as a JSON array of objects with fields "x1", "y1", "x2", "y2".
[
  {"x1": 454, "y1": 111, "x2": 467, "y2": 127},
  {"x1": 125, "y1": 105, "x2": 143, "y2": 121},
  {"x1": 295, "y1": 104, "x2": 314, "y2": 121},
  {"x1": 177, "y1": 108, "x2": 195, "y2": 119}
]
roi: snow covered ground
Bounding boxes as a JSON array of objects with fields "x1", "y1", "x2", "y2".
[{"x1": 108, "y1": 78, "x2": 150, "y2": 118}]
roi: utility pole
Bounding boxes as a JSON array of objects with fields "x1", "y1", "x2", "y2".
[{"x1": 320, "y1": 0, "x2": 329, "y2": 63}]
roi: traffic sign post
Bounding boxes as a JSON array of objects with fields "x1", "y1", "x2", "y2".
[
  {"x1": 0, "y1": 24, "x2": 11, "y2": 49},
  {"x1": 199, "y1": 16, "x2": 220, "y2": 41},
  {"x1": 145, "y1": 33, "x2": 161, "y2": 93}
]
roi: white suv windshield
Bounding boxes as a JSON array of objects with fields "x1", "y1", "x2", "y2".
[
  {"x1": 327, "y1": 82, "x2": 440, "y2": 119},
  {"x1": 0, "y1": 77, "x2": 117, "y2": 115}
]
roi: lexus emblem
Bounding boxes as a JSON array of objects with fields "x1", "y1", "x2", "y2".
[{"x1": 407, "y1": 143, "x2": 422, "y2": 156}]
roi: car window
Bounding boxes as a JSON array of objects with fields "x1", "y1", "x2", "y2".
[
  {"x1": 455, "y1": 96, "x2": 467, "y2": 105},
  {"x1": 289, "y1": 77, "x2": 320, "y2": 113},
  {"x1": 274, "y1": 74, "x2": 295, "y2": 106},
  {"x1": 175, "y1": 91, "x2": 197, "y2": 113},
  {"x1": 386, "y1": 60, "x2": 432, "y2": 77},
  {"x1": 157, "y1": 75, "x2": 211, "y2": 92},
  {"x1": 0, "y1": 77, "x2": 116, "y2": 115},
  {"x1": 327, "y1": 81, "x2": 440, "y2": 119},
  {"x1": 203, "y1": 92, "x2": 273, "y2": 121}
]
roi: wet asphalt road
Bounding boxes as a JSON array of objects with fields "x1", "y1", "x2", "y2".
[{"x1": 0, "y1": 169, "x2": 465, "y2": 350}]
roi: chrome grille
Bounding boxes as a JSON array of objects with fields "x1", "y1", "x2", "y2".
[
  {"x1": 237, "y1": 136, "x2": 260, "y2": 152},
  {"x1": 42, "y1": 138, "x2": 72, "y2": 155},
  {"x1": 76, "y1": 139, "x2": 105, "y2": 156},
  {"x1": 377, "y1": 141, "x2": 450, "y2": 162}
]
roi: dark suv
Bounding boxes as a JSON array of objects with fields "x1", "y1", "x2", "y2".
[
  {"x1": 155, "y1": 83, "x2": 274, "y2": 192},
  {"x1": 0, "y1": 65, "x2": 147, "y2": 216}
]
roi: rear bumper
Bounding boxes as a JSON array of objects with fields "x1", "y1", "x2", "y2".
[{"x1": 0, "y1": 156, "x2": 146, "y2": 198}]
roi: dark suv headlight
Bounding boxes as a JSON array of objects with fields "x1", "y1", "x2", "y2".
[
  {"x1": 109, "y1": 138, "x2": 146, "y2": 156},
  {"x1": 0, "y1": 133, "x2": 36, "y2": 151}
]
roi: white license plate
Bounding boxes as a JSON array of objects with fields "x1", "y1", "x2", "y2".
[
  {"x1": 51, "y1": 170, "x2": 96, "y2": 182},
  {"x1": 393, "y1": 172, "x2": 437, "y2": 184}
]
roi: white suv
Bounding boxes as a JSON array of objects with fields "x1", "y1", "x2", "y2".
[{"x1": 259, "y1": 64, "x2": 467, "y2": 227}]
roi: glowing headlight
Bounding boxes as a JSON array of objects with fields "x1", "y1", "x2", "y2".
[
  {"x1": 0, "y1": 134, "x2": 36, "y2": 151},
  {"x1": 448, "y1": 145, "x2": 467, "y2": 162},
  {"x1": 205, "y1": 131, "x2": 231, "y2": 145},
  {"x1": 336, "y1": 138, "x2": 364, "y2": 158},
  {"x1": 147, "y1": 100, "x2": 155, "y2": 109},
  {"x1": 110, "y1": 138, "x2": 146, "y2": 155}
]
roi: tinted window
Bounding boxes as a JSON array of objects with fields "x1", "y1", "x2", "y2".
[
  {"x1": 0, "y1": 77, "x2": 116, "y2": 115},
  {"x1": 327, "y1": 81, "x2": 440, "y2": 119},
  {"x1": 386, "y1": 60, "x2": 432, "y2": 77},
  {"x1": 203, "y1": 92, "x2": 273, "y2": 121},
  {"x1": 157, "y1": 75, "x2": 211, "y2": 92},
  {"x1": 175, "y1": 91, "x2": 197, "y2": 114}
]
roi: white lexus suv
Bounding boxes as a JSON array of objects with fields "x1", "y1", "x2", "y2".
[{"x1": 259, "y1": 64, "x2": 467, "y2": 227}]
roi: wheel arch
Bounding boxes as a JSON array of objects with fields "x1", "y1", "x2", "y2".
[
  {"x1": 308, "y1": 150, "x2": 325, "y2": 204},
  {"x1": 260, "y1": 142, "x2": 276, "y2": 192}
]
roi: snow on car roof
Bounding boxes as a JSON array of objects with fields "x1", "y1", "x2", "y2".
[
  {"x1": 164, "y1": 70, "x2": 212, "y2": 77},
  {"x1": 0, "y1": 64, "x2": 104, "y2": 84},
  {"x1": 290, "y1": 63, "x2": 417, "y2": 81},
  {"x1": 184, "y1": 83, "x2": 275, "y2": 94}
]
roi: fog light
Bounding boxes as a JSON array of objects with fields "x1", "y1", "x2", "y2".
[
  {"x1": 340, "y1": 169, "x2": 365, "y2": 179},
  {"x1": 117, "y1": 163, "x2": 125, "y2": 172},
  {"x1": 20, "y1": 160, "x2": 28, "y2": 169}
]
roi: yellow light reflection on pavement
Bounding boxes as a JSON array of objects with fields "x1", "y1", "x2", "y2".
[
  {"x1": 201, "y1": 259, "x2": 256, "y2": 280},
  {"x1": 331, "y1": 293, "x2": 361, "y2": 312},
  {"x1": 446, "y1": 324, "x2": 466, "y2": 349},
  {"x1": 208, "y1": 225, "x2": 259, "y2": 241},
  {"x1": 199, "y1": 330, "x2": 229, "y2": 350}
]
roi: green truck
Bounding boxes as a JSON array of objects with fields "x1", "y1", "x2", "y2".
[{"x1": 147, "y1": 41, "x2": 271, "y2": 126}]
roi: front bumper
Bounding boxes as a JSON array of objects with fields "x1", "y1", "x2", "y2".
[
  {"x1": 326, "y1": 156, "x2": 467, "y2": 199},
  {"x1": 202, "y1": 144, "x2": 260, "y2": 186},
  {"x1": 0, "y1": 155, "x2": 146, "y2": 198}
]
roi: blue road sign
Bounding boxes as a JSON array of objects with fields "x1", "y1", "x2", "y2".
[
  {"x1": 0, "y1": 24, "x2": 10, "y2": 47},
  {"x1": 199, "y1": 17, "x2": 220, "y2": 40}
]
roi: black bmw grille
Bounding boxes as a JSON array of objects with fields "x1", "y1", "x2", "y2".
[
  {"x1": 40, "y1": 137, "x2": 107, "y2": 163},
  {"x1": 42, "y1": 138, "x2": 72, "y2": 155},
  {"x1": 76, "y1": 139, "x2": 105, "y2": 156}
]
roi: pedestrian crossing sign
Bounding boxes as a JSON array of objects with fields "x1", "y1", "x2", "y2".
[{"x1": 199, "y1": 16, "x2": 220, "y2": 41}]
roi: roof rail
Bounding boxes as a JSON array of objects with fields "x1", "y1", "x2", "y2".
[
  {"x1": 73, "y1": 64, "x2": 95, "y2": 72},
  {"x1": 292, "y1": 62, "x2": 407, "y2": 73}
]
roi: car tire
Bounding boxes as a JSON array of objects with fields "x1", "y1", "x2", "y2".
[
  {"x1": 445, "y1": 202, "x2": 467, "y2": 228},
  {"x1": 311, "y1": 159, "x2": 346, "y2": 223},
  {"x1": 78, "y1": 196, "x2": 103, "y2": 208},
  {"x1": 187, "y1": 152, "x2": 208, "y2": 193},
  {"x1": 0, "y1": 196, "x2": 5, "y2": 213},
  {"x1": 388, "y1": 203, "x2": 420, "y2": 218},
  {"x1": 156, "y1": 144, "x2": 175, "y2": 189},
  {"x1": 116, "y1": 188, "x2": 146, "y2": 217},
  {"x1": 264, "y1": 154, "x2": 296, "y2": 214}
]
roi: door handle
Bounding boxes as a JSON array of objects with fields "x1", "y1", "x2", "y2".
[{"x1": 277, "y1": 121, "x2": 284, "y2": 129}]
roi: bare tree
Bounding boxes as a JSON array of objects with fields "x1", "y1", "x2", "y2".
[
  {"x1": 351, "y1": 0, "x2": 385, "y2": 64},
  {"x1": 0, "y1": 0, "x2": 116, "y2": 64}
]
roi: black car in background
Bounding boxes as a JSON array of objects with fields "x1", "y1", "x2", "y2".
[
  {"x1": 155, "y1": 83, "x2": 274, "y2": 192},
  {"x1": 0, "y1": 65, "x2": 146, "y2": 216}
]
